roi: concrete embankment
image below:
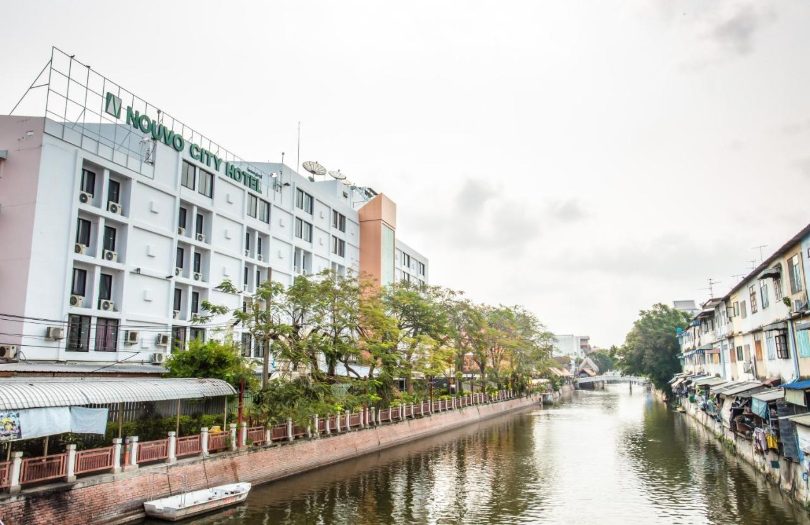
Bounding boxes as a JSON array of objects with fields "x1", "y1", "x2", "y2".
[
  {"x1": 0, "y1": 395, "x2": 539, "y2": 525},
  {"x1": 673, "y1": 394, "x2": 810, "y2": 508}
]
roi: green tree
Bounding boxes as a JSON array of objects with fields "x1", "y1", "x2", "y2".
[
  {"x1": 164, "y1": 338, "x2": 256, "y2": 390},
  {"x1": 617, "y1": 303, "x2": 690, "y2": 391}
]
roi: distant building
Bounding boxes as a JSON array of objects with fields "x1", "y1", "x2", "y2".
[
  {"x1": 553, "y1": 334, "x2": 591, "y2": 359},
  {"x1": 673, "y1": 300, "x2": 700, "y2": 317}
]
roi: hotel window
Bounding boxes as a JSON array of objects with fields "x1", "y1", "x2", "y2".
[
  {"x1": 241, "y1": 333, "x2": 252, "y2": 357},
  {"x1": 72, "y1": 268, "x2": 87, "y2": 296},
  {"x1": 255, "y1": 339, "x2": 266, "y2": 358},
  {"x1": 108, "y1": 179, "x2": 121, "y2": 204},
  {"x1": 198, "y1": 169, "x2": 213, "y2": 197},
  {"x1": 80, "y1": 169, "x2": 96, "y2": 196},
  {"x1": 178, "y1": 207, "x2": 187, "y2": 230},
  {"x1": 99, "y1": 273, "x2": 113, "y2": 301},
  {"x1": 418, "y1": 261, "x2": 426, "y2": 276},
  {"x1": 245, "y1": 232, "x2": 251, "y2": 252},
  {"x1": 181, "y1": 160, "x2": 195, "y2": 190},
  {"x1": 176, "y1": 247, "x2": 184, "y2": 269},
  {"x1": 76, "y1": 218, "x2": 91, "y2": 246},
  {"x1": 172, "y1": 326, "x2": 187, "y2": 352},
  {"x1": 256, "y1": 269, "x2": 261, "y2": 287},
  {"x1": 195, "y1": 214, "x2": 204, "y2": 237},
  {"x1": 67, "y1": 314, "x2": 91, "y2": 352},
  {"x1": 332, "y1": 210, "x2": 346, "y2": 232},
  {"x1": 103, "y1": 226, "x2": 116, "y2": 253},
  {"x1": 760, "y1": 280, "x2": 769, "y2": 309},
  {"x1": 748, "y1": 285, "x2": 758, "y2": 313},
  {"x1": 190, "y1": 327, "x2": 205, "y2": 342},
  {"x1": 789, "y1": 254, "x2": 803, "y2": 294},
  {"x1": 740, "y1": 300, "x2": 747, "y2": 319},
  {"x1": 258, "y1": 199, "x2": 270, "y2": 223},
  {"x1": 775, "y1": 333, "x2": 789, "y2": 359},
  {"x1": 295, "y1": 218, "x2": 313, "y2": 242},
  {"x1": 193, "y1": 252, "x2": 202, "y2": 273},
  {"x1": 736, "y1": 345, "x2": 744, "y2": 361},
  {"x1": 296, "y1": 188, "x2": 313, "y2": 214},
  {"x1": 244, "y1": 266, "x2": 249, "y2": 287},
  {"x1": 95, "y1": 318, "x2": 119, "y2": 352},
  {"x1": 257, "y1": 237, "x2": 263, "y2": 259},
  {"x1": 331, "y1": 235, "x2": 345, "y2": 257},
  {"x1": 173, "y1": 288, "x2": 182, "y2": 311},
  {"x1": 191, "y1": 291, "x2": 200, "y2": 314},
  {"x1": 247, "y1": 194, "x2": 258, "y2": 218}
]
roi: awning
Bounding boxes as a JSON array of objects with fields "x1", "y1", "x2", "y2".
[
  {"x1": 784, "y1": 413, "x2": 810, "y2": 427},
  {"x1": 718, "y1": 382, "x2": 766, "y2": 397},
  {"x1": 669, "y1": 373, "x2": 686, "y2": 384},
  {"x1": 0, "y1": 377, "x2": 237, "y2": 410},
  {"x1": 762, "y1": 321, "x2": 787, "y2": 332},
  {"x1": 672, "y1": 378, "x2": 687, "y2": 388},
  {"x1": 710, "y1": 381, "x2": 742, "y2": 394},
  {"x1": 758, "y1": 266, "x2": 781, "y2": 281},
  {"x1": 784, "y1": 379, "x2": 810, "y2": 391},
  {"x1": 694, "y1": 376, "x2": 727, "y2": 387},
  {"x1": 751, "y1": 388, "x2": 785, "y2": 403},
  {"x1": 697, "y1": 344, "x2": 713, "y2": 351}
]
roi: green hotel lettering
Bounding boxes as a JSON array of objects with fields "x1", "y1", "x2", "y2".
[{"x1": 123, "y1": 105, "x2": 261, "y2": 193}]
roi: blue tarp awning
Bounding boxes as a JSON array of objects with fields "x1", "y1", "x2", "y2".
[{"x1": 785, "y1": 380, "x2": 810, "y2": 391}]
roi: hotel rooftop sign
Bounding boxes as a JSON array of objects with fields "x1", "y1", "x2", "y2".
[{"x1": 25, "y1": 47, "x2": 265, "y2": 194}]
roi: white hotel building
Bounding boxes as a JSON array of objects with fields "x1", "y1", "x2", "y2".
[{"x1": 0, "y1": 50, "x2": 428, "y2": 373}]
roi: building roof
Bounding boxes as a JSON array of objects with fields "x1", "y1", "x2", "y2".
[
  {"x1": 718, "y1": 382, "x2": 766, "y2": 397},
  {"x1": 785, "y1": 413, "x2": 810, "y2": 427},
  {"x1": 725, "y1": 222, "x2": 810, "y2": 298},
  {"x1": 0, "y1": 377, "x2": 236, "y2": 410},
  {"x1": 0, "y1": 361, "x2": 166, "y2": 375},
  {"x1": 784, "y1": 379, "x2": 810, "y2": 391},
  {"x1": 693, "y1": 376, "x2": 727, "y2": 387},
  {"x1": 751, "y1": 388, "x2": 785, "y2": 403}
]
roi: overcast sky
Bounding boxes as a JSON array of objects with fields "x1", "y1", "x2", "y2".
[{"x1": 3, "y1": 1, "x2": 810, "y2": 346}]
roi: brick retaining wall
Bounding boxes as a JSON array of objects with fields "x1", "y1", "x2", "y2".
[{"x1": 0, "y1": 395, "x2": 539, "y2": 525}]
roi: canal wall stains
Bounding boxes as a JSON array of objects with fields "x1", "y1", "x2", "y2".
[
  {"x1": 679, "y1": 397, "x2": 810, "y2": 509},
  {"x1": 0, "y1": 395, "x2": 540, "y2": 525}
]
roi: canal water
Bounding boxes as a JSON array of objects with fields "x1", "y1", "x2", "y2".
[{"x1": 158, "y1": 387, "x2": 810, "y2": 524}]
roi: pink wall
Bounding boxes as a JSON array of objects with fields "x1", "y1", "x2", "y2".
[{"x1": 0, "y1": 116, "x2": 45, "y2": 347}]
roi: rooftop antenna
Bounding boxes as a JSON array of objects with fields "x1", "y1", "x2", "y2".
[
  {"x1": 701, "y1": 278, "x2": 721, "y2": 299},
  {"x1": 748, "y1": 259, "x2": 758, "y2": 270},
  {"x1": 752, "y1": 244, "x2": 768, "y2": 264},
  {"x1": 296, "y1": 122, "x2": 301, "y2": 174}
]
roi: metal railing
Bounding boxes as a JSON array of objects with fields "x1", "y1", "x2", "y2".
[
  {"x1": 137, "y1": 439, "x2": 168, "y2": 464},
  {"x1": 75, "y1": 446, "x2": 115, "y2": 475},
  {"x1": 20, "y1": 453, "x2": 67, "y2": 485}
]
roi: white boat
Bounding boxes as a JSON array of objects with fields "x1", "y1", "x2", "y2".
[{"x1": 143, "y1": 482, "x2": 251, "y2": 521}]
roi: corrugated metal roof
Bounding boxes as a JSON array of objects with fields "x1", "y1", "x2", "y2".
[
  {"x1": 785, "y1": 413, "x2": 810, "y2": 427},
  {"x1": 719, "y1": 382, "x2": 765, "y2": 397},
  {"x1": 785, "y1": 379, "x2": 810, "y2": 391},
  {"x1": 0, "y1": 378, "x2": 236, "y2": 410},
  {"x1": 751, "y1": 388, "x2": 784, "y2": 403},
  {"x1": 694, "y1": 376, "x2": 727, "y2": 387}
]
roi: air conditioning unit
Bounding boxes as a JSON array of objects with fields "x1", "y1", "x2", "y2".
[
  {"x1": 74, "y1": 243, "x2": 87, "y2": 255},
  {"x1": 126, "y1": 331, "x2": 139, "y2": 344},
  {"x1": 46, "y1": 327, "x2": 65, "y2": 340},
  {"x1": 107, "y1": 201, "x2": 122, "y2": 215},
  {"x1": 177, "y1": 226, "x2": 185, "y2": 236},
  {"x1": 69, "y1": 295, "x2": 84, "y2": 307},
  {"x1": 196, "y1": 233, "x2": 205, "y2": 242},
  {"x1": 743, "y1": 361, "x2": 753, "y2": 373},
  {"x1": 257, "y1": 253, "x2": 263, "y2": 262},
  {"x1": 794, "y1": 299, "x2": 808, "y2": 313},
  {"x1": 103, "y1": 250, "x2": 118, "y2": 262},
  {"x1": 193, "y1": 272, "x2": 201, "y2": 281},
  {"x1": 151, "y1": 352, "x2": 166, "y2": 364},
  {"x1": 173, "y1": 310, "x2": 180, "y2": 319},
  {"x1": 99, "y1": 299, "x2": 115, "y2": 311},
  {"x1": 244, "y1": 249, "x2": 250, "y2": 257},
  {"x1": 175, "y1": 267, "x2": 182, "y2": 276},
  {"x1": 79, "y1": 191, "x2": 92, "y2": 204},
  {"x1": 155, "y1": 334, "x2": 170, "y2": 346},
  {"x1": 0, "y1": 345, "x2": 18, "y2": 360}
]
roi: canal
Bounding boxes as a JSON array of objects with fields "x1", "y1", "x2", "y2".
[{"x1": 153, "y1": 387, "x2": 810, "y2": 524}]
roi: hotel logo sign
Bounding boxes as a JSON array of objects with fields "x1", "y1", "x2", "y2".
[
  {"x1": 104, "y1": 92, "x2": 122, "y2": 119},
  {"x1": 102, "y1": 91, "x2": 261, "y2": 193}
]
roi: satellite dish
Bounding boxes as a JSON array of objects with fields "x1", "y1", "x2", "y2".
[
  {"x1": 302, "y1": 161, "x2": 327, "y2": 176},
  {"x1": 328, "y1": 170, "x2": 346, "y2": 180}
]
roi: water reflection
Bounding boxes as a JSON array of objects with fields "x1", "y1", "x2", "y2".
[{"x1": 145, "y1": 388, "x2": 810, "y2": 524}]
